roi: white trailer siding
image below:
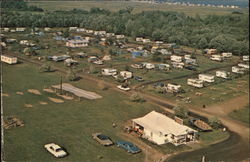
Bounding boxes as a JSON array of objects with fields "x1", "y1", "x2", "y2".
[
  {"x1": 232, "y1": 66, "x2": 245, "y2": 74},
  {"x1": 216, "y1": 71, "x2": 230, "y2": 79},
  {"x1": 120, "y1": 71, "x2": 133, "y2": 79},
  {"x1": 198, "y1": 74, "x2": 215, "y2": 83},
  {"x1": 238, "y1": 63, "x2": 249, "y2": 70},
  {"x1": 1, "y1": 55, "x2": 17, "y2": 64},
  {"x1": 242, "y1": 55, "x2": 249, "y2": 62},
  {"x1": 187, "y1": 79, "x2": 203, "y2": 88},
  {"x1": 210, "y1": 55, "x2": 223, "y2": 62},
  {"x1": 166, "y1": 83, "x2": 181, "y2": 93},
  {"x1": 102, "y1": 68, "x2": 117, "y2": 76},
  {"x1": 171, "y1": 55, "x2": 182, "y2": 62},
  {"x1": 221, "y1": 52, "x2": 232, "y2": 58}
]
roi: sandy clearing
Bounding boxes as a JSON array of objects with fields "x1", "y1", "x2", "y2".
[
  {"x1": 24, "y1": 104, "x2": 33, "y2": 108},
  {"x1": 48, "y1": 97, "x2": 64, "y2": 103},
  {"x1": 43, "y1": 88, "x2": 54, "y2": 93},
  {"x1": 57, "y1": 94, "x2": 74, "y2": 100},
  {"x1": 1, "y1": 93, "x2": 9, "y2": 97},
  {"x1": 28, "y1": 89, "x2": 41, "y2": 95},
  {"x1": 39, "y1": 101, "x2": 48, "y2": 105},
  {"x1": 16, "y1": 91, "x2": 24, "y2": 95}
]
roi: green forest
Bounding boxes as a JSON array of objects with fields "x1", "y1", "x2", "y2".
[{"x1": 1, "y1": 0, "x2": 249, "y2": 55}]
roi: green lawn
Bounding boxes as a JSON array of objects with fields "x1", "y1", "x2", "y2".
[
  {"x1": 229, "y1": 105, "x2": 250, "y2": 125},
  {"x1": 3, "y1": 63, "x2": 163, "y2": 162},
  {"x1": 199, "y1": 130, "x2": 230, "y2": 146}
]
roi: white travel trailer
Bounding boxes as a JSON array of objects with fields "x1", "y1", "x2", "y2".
[
  {"x1": 232, "y1": 66, "x2": 245, "y2": 74},
  {"x1": 86, "y1": 30, "x2": 94, "y2": 34},
  {"x1": 1, "y1": 55, "x2": 17, "y2": 64},
  {"x1": 158, "y1": 64, "x2": 170, "y2": 71},
  {"x1": 242, "y1": 55, "x2": 249, "y2": 62},
  {"x1": 116, "y1": 35, "x2": 125, "y2": 39},
  {"x1": 131, "y1": 63, "x2": 143, "y2": 69},
  {"x1": 171, "y1": 55, "x2": 182, "y2": 62},
  {"x1": 238, "y1": 63, "x2": 249, "y2": 70},
  {"x1": 216, "y1": 71, "x2": 230, "y2": 79},
  {"x1": 76, "y1": 28, "x2": 85, "y2": 32},
  {"x1": 20, "y1": 40, "x2": 29, "y2": 45},
  {"x1": 3, "y1": 28, "x2": 9, "y2": 32},
  {"x1": 44, "y1": 27, "x2": 51, "y2": 31},
  {"x1": 172, "y1": 62, "x2": 184, "y2": 69},
  {"x1": 16, "y1": 27, "x2": 26, "y2": 32},
  {"x1": 69, "y1": 27, "x2": 78, "y2": 31},
  {"x1": 143, "y1": 63, "x2": 155, "y2": 69},
  {"x1": 221, "y1": 52, "x2": 232, "y2": 58},
  {"x1": 206, "y1": 48, "x2": 217, "y2": 55},
  {"x1": 142, "y1": 39, "x2": 150, "y2": 43},
  {"x1": 136, "y1": 37, "x2": 143, "y2": 42},
  {"x1": 198, "y1": 74, "x2": 215, "y2": 83},
  {"x1": 165, "y1": 83, "x2": 182, "y2": 93},
  {"x1": 187, "y1": 78, "x2": 204, "y2": 88},
  {"x1": 102, "y1": 68, "x2": 117, "y2": 76},
  {"x1": 66, "y1": 40, "x2": 88, "y2": 47},
  {"x1": 120, "y1": 71, "x2": 133, "y2": 79},
  {"x1": 210, "y1": 55, "x2": 223, "y2": 62},
  {"x1": 184, "y1": 55, "x2": 191, "y2": 60}
]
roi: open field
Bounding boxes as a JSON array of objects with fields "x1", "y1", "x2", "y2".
[
  {"x1": 27, "y1": 1, "x2": 249, "y2": 17},
  {"x1": 229, "y1": 105, "x2": 249, "y2": 124}
]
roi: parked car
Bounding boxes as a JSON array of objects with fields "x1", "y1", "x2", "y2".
[
  {"x1": 44, "y1": 143, "x2": 68, "y2": 158},
  {"x1": 117, "y1": 85, "x2": 130, "y2": 91},
  {"x1": 134, "y1": 76, "x2": 144, "y2": 82},
  {"x1": 92, "y1": 133, "x2": 113, "y2": 146},
  {"x1": 116, "y1": 141, "x2": 141, "y2": 154}
]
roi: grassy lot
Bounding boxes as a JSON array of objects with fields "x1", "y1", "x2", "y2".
[
  {"x1": 28, "y1": 1, "x2": 248, "y2": 17},
  {"x1": 199, "y1": 130, "x2": 230, "y2": 146},
  {"x1": 229, "y1": 105, "x2": 249, "y2": 125},
  {"x1": 3, "y1": 63, "x2": 163, "y2": 162}
]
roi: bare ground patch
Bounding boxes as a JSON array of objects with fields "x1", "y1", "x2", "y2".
[
  {"x1": 1, "y1": 93, "x2": 9, "y2": 97},
  {"x1": 28, "y1": 89, "x2": 41, "y2": 95},
  {"x1": 48, "y1": 97, "x2": 64, "y2": 103},
  {"x1": 39, "y1": 101, "x2": 48, "y2": 105},
  {"x1": 57, "y1": 94, "x2": 74, "y2": 100},
  {"x1": 24, "y1": 104, "x2": 33, "y2": 108},
  {"x1": 43, "y1": 88, "x2": 54, "y2": 93},
  {"x1": 16, "y1": 91, "x2": 24, "y2": 95}
]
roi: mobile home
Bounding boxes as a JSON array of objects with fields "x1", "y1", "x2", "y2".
[
  {"x1": 221, "y1": 52, "x2": 232, "y2": 58},
  {"x1": 187, "y1": 78, "x2": 204, "y2": 88},
  {"x1": 172, "y1": 62, "x2": 184, "y2": 69},
  {"x1": 232, "y1": 66, "x2": 245, "y2": 74},
  {"x1": 238, "y1": 63, "x2": 249, "y2": 70},
  {"x1": 102, "y1": 68, "x2": 117, "y2": 76},
  {"x1": 206, "y1": 49, "x2": 217, "y2": 55},
  {"x1": 198, "y1": 74, "x2": 215, "y2": 83},
  {"x1": 120, "y1": 71, "x2": 133, "y2": 79},
  {"x1": 16, "y1": 27, "x2": 26, "y2": 32},
  {"x1": 1, "y1": 55, "x2": 17, "y2": 64},
  {"x1": 171, "y1": 55, "x2": 182, "y2": 63},
  {"x1": 66, "y1": 40, "x2": 88, "y2": 47},
  {"x1": 216, "y1": 70, "x2": 230, "y2": 79},
  {"x1": 165, "y1": 83, "x2": 182, "y2": 93},
  {"x1": 242, "y1": 55, "x2": 249, "y2": 62},
  {"x1": 210, "y1": 55, "x2": 223, "y2": 62}
]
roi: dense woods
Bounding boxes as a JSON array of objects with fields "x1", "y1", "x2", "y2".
[{"x1": 1, "y1": 1, "x2": 249, "y2": 55}]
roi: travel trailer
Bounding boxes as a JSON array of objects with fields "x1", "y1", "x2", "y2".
[
  {"x1": 198, "y1": 74, "x2": 215, "y2": 83},
  {"x1": 187, "y1": 78, "x2": 204, "y2": 88}
]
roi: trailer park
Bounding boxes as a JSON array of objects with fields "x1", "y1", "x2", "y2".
[{"x1": 1, "y1": 27, "x2": 249, "y2": 161}]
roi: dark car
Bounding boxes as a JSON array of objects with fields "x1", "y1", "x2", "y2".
[
  {"x1": 92, "y1": 133, "x2": 113, "y2": 146},
  {"x1": 116, "y1": 141, "x2": 141, "y2": 154},
  {"x1": 134, "y1": 76, "x2": 144, "y2": 82}
]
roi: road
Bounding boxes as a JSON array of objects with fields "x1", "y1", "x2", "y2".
[{"x1": 13, "y1": 55, "x2": 249, "y2": 162}]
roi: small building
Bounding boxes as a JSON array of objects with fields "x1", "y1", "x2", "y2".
[
  {"x1": 205, "y1": 49, "x2": 217, "y2": 55},
  {"x1": 242, "y1": 55, "x2": 249, "y2": 62},
  {"x1": 69, "y1": 27, "x2": 78, "y2": 31},
  {"x1": 198, "y1": 74, "x2": 215, "y2": 83},
  {"x1": 132, "y1": 111, "x2": 198, "y2": 146},
  {"x1": 238, "y1": 63, "x2": 249, "y2": 70},
  {"x1": 66, "y1": 40, "x2": 88, "y2": 47},
  {"x1": 172, "y1": 62, "x2": 184, "y2": 69},
  {"x1": 1, "y1": 55, "x2": 17, "y2": 64},
  {"x1": 210, "y1": 55, "x2": 223, "y2": 62},
  {"x1": 142, "y1": 39, "x2": 151, "y2": 43},
  {"x1": 187, "y1": 78, "x2": 203, "y2": 88},
  {"x1": 157, "y1": 64, "x2": 170, "y2": 71},
  {"x1": 102, "y1": 68, "x2": 117, "y2": 76},
  {"x1": 171, "y1": 55, "x2": 182, "y2": 63},
  {"x1": 116, "y1": 35, "x2": 125, "y2": 39},
  {"x1": 120, "y1": 71, "x2": 133, "y2": 79},
  {"x1": 16, "y1": 27, "x2": 26, "y2": 32},
  {"x1": 216, "y1": 70, "x2": 230, "y2": 79},
  {"x1": 221, "y1": 52, "x2": 232, "y2": 58},
  {"x1": 136, "y1": 37, "x2": 143, "y2": 42},
  {"x1": 165, "y1": 83, "x2": 182, "y2": 93},
  {"x1": 232, "y1": 66, "x2": 245, "y2": 74}
]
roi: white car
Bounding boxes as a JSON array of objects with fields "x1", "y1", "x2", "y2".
[
  {"x1": 117, "y1": 85, "x2": 130, "y2": 91},
  {"x1": 44, "y1": 143, "x2": 68, "y2": 158}
]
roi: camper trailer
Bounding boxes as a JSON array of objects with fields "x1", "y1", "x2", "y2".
[
  {"x1": 16, "y1": 27, "x2": 26, "y2": 32},
  {"x1": 242, "y1": 55, "x2": 249, "y2": 62},
  {"x1": 187, "y1": 78, "x2": 204, "y2": 88},
  {"x1": 165, "y1": 83, "x2": 182, "y2": 93},
  {"x1": 198, "y1": 74, "x2": 215, "y2": 83},
  {"x1": 232, "y1": 66, "x2": 245, "y2": 74},
  {"x1": 143, "y1": 63, "x2": 155, "y2": 69},
  {"x1": 131, "y1": 63, "x2": 143, "y2": 69},
  {"x1": 102, "y1": 68, "x2": 117, "y2": 76},
  {"x1": 216, "y1": 71, "x2": 230, "y2": 79},
  {"x1": 221, "y1": 52, "x2": 232, "y2": 58},
  {"x1": 44, "y1": 27, "x2": 51, "y2": 32},
  {"x1": 184, "y1": 55, "x2": 191, "y2": 60},
  {"x1": 120, "y1": 71, "x2": 133, "y2": 79},
  {"x1": 142, "y1": 39, "x2": 151, "y2": 43},
  {"x1": 238, "y1": 63, "x2": 249, "y2": 70},
  {"x1": 1, "y1": 55, "x2": 17, "y2": 64},
  {"x1": 66, "y1": 40, "x2": 88, "y2": 47},
  {"x1": 172, "y1": 62, "x2": 184, "y2": 69},
  {"x1": 158, "y1": 64, "x2": 170, "y2": 71},
  {"x1": 210, "y1": 55, "x2": 223, "y2": 62},
  {"x1": 69, "y1": 27, "x2": 77, "y2": 31},
  {"x1": 171, "y1": 55, "x2": 182, "y2": 63},
  {"x1": 206, "y1": 49, "x2": 217, "y2": 55}
]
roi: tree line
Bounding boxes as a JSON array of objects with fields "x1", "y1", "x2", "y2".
[{"x1": 1, "y1": 2, "x2": 249, "y2": 55}]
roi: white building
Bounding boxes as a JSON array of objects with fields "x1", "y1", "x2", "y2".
[
  {"x1": 142, "y1": 39, "x2": 151, "y2": 43},
  {"x1": 1, "y1": 55, "x2": 17, "y2": 64},
  {"x1": 210, "y1": 55, "x2": 223, "y2": 62},
  {"x1": 3, "y1": 28, "x2": 9, "y2": 32},
  {"x1": 187, "y1": 78, "x2": 204, "y2": 88},
  {"x1": 69, "y1": 27, "x2": 78, "y2": 31},
  {"x1": 165, "y1": 83, "x2": 182, "y2": 93},
  {"x1": 116, "y1": 35, "x2": 125, "y2": 39},
  {"x1": 101, "y1": 68, "x2": 117, "y2": 76},
  {"x1": 66, "y1": 40, "x2": 88, "y2": 47},
  {"x1": 216, "y1": 71, "x2": 230, "y2": 79},
  {"x1": 16, "y1": 27, "x2": 26, "y2": 32},
  {"x1": 242, "y1": 55, "x2": 249, "y2": 62},
  {"x1": 171, "y1": 55, "x2": 182, "y2": 63},
  {"x1": 232, "y1": 66, "x2": 245, "y2": 74},
  {"x1": 198, "y1": 74, "x2": 215, "y2": 83},
  {"x1": 238, "y1": 63, "x2": 249, "y2": 70},
  {"x1": 106, "y1": 33, "x2": 115, "y2": 37},
  {"x1": 132, "y1": 111, "x2": 197, "y2": 146},
  {"x1": 120, "y1": 71, "x2": 133, "y2": 79},
  {"x1": 221, "y1": 52, "x2": 232, "y2": 58}
]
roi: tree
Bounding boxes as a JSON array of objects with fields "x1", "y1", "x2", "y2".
[
  {"x1": 173, "y1": 106, "x2": 188, "y2": 119},
  {"x1": 198, "y1": 37, "x2": 208, "y2": 49}
]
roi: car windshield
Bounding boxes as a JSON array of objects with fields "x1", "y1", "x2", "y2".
[
  {"x1": 97, "y1": 134, "x2": 109, "y2": 140},
  {"x1": 55, "y1": 148, "x2": 63, "y2": 152}
]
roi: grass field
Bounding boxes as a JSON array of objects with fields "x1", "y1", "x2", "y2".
[
  {"x1": 229, "y1": 105, "x2": 249, "y2": 124},
  {"x1": 28, "y1": 1, "x2": 248, "y2": 17}
]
